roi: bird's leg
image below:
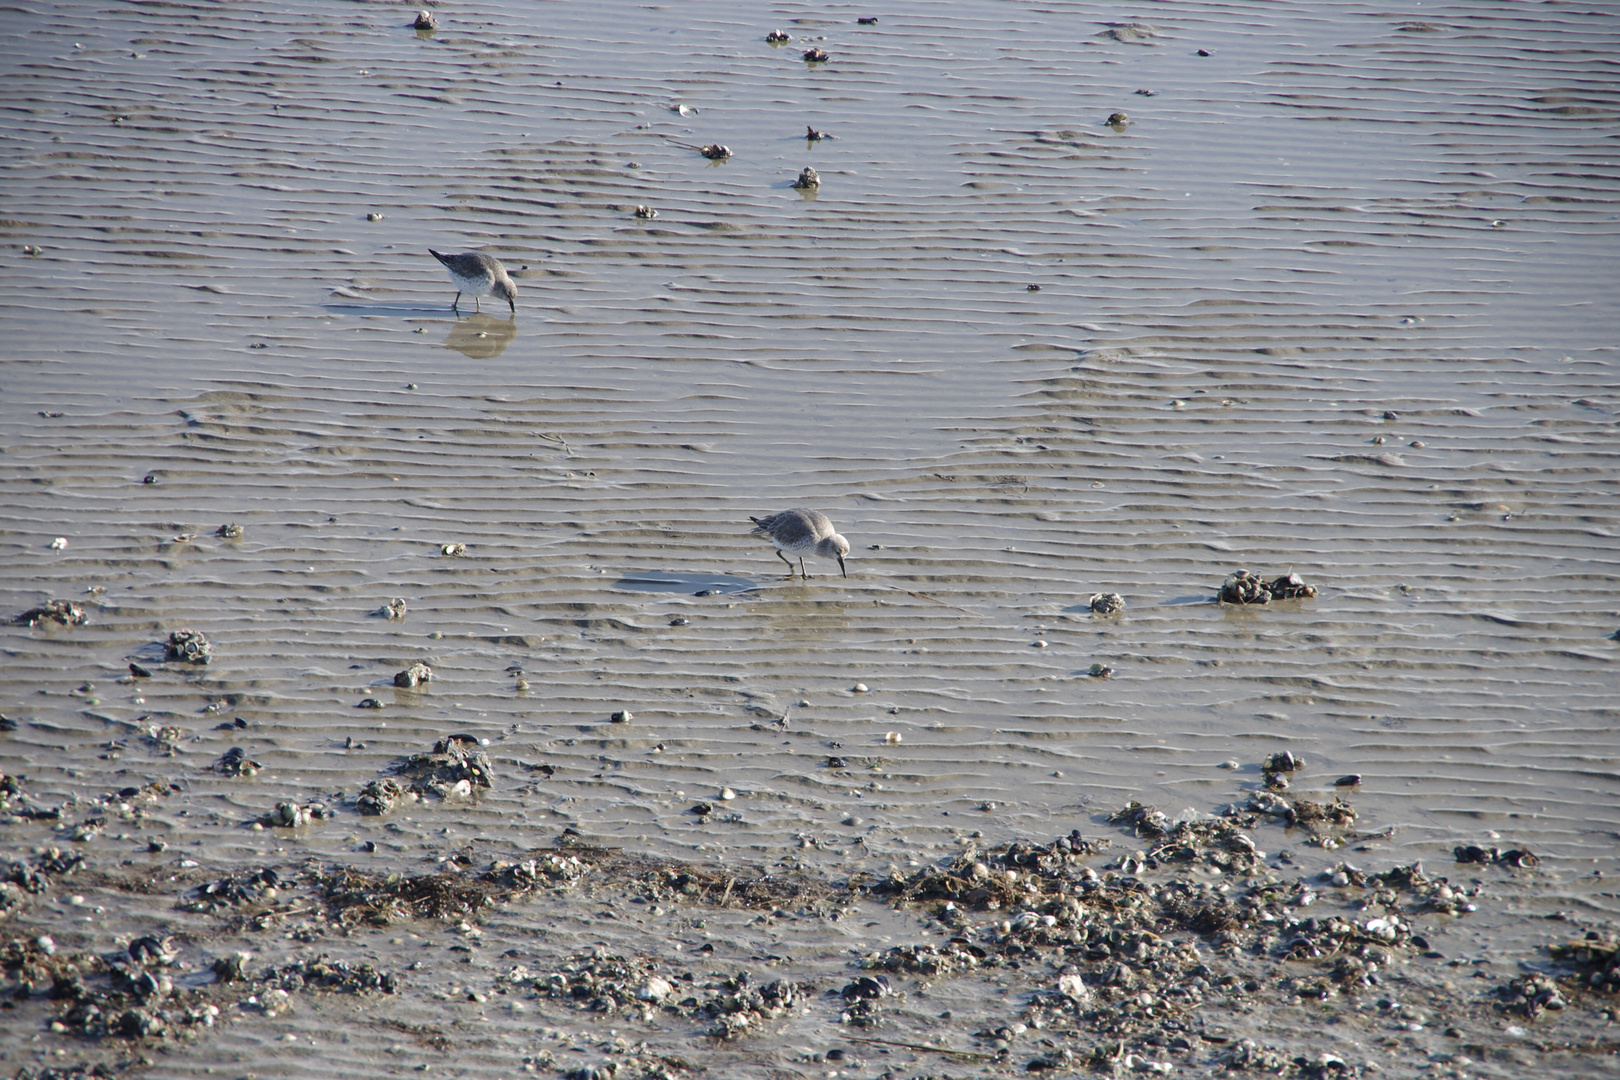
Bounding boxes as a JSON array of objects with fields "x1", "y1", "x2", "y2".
[
  {"x1": 474, "y1": 296, "x2": 482, "y2": 313},
  {"x1": 451, "y1": 292, "x2": 462, "y2": 313},
  {"x1": 799, "y1": 557, "x2": 810, "y2": 578},
  {"x1": 775, "y1": 550, "x2": 796, "y2": 577}
]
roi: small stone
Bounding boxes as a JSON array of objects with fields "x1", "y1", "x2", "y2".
[
  {"x1": 1031, "y1": 639, "x2": 1047, "y2": 648},
  {"x1": 1057, "y1": 974, "x2": 1092, "y2": 1002},
  {"x1": 765, "y1": 29, "x2": 790, "y2": 44},
  {"x1": 611, "y1": 710, "x2": 632, "y2": 723},
  {"x1": 1106, "y1": 111, "x2": 1129, "y2": 125},
  {"x1": 669, "y1": 617, "x2": 689, "y2": 626},
  {"x1": 635, "y1": 205, "x2": 658, "y2": 219},
  {"x1": 720, "y1": 787, "x2": 736, "y2": 800},
  {"x1": 215, "y1": 523, "x2": 244, "y2": 539},
  {"x1": 1087, "y1": 663, "x2": 1113, "y2": 678},
  {"x1": 1334, "y1": 774, "x2": 1362, "y2": 787},
  {"x1": 49, "y1": 537, "x2": 67, "y2": 550},
  {"x1": 412, "y1": 10, "x2": 437, "y2": 30},
  {"x1": 885, "y1": 732, "x2": 902, "y2": 744},
  {"x1": 792, "y1": 166, "x2": 820, "y2": 189},
  {"x1": 440, "y1": 543, "x2": 465, "y2": 556},
  {"x1": 803, "y1": 47, "x2": 829, "y2": 62},
  {"x1": 366, "y1": 212, "x2": 384, "y2": 222},
  {"x1": 852, "y1": 682, "x2": 868, "y2": 693}
]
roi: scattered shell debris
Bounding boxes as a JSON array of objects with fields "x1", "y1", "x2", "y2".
[
  {"x1": 15, "y1": 600, "x2": 87, "y2": 628},
  {"x1": 0, "y1": 752, "x2": 1609, "y2": 1075}
]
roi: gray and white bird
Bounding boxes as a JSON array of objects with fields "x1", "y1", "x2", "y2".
[
  {"x1": 749, "y1": 508, "x2": 849, "y2": 578},
  {"x1": 428, "y1": 249, "x2": 516, "y2": 315}
]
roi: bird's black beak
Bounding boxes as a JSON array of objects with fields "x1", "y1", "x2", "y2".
[
  {"x1": 838, "y1": 555, "x2": 847, "y2": 578},
  {"x1": 507, "y1": 298, "x2": 516, "y2": 316}
]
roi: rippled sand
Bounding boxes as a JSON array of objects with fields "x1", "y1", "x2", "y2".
[{"x1": 2, "y1": 0, "x2": 1617, "y2": 1076}]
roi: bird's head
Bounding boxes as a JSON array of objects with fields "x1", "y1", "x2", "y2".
[{"x1": 494, "y1": 278, "x2": 517, "y2": 316}]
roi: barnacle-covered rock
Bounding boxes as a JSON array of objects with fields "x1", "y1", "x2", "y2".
[{"x1": 164, "y1": 628, "x2": 211, "y2": 663}]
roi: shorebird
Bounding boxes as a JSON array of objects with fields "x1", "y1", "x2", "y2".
[
  {"x1": 749, "y1": 509, "x2": 849, "y2": 578},
  {"x1": 428, "y1": 249, "x2": 516, "y2": 315}
]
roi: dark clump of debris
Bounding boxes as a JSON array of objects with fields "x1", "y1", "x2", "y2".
[
  {"x1": 318, "y1": 866, "x2": 502, "y2": 925},
  {"x1": 15, "y1": 600, "x2": 87, "y2": 627},
  {"x1": 163, "y1": 628, "x2": 211, "y2": 663},
  {"x1": 1218, "y1": 568, "x2": 1318, "y2": 604},
  {"x1": 1454, "y1": 843, "x2": 1540, "y2": 868}
]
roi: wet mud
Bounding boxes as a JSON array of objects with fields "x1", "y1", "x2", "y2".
[{"x1": 3, "y1": 0, "x2": 1619, "y2": 1076}]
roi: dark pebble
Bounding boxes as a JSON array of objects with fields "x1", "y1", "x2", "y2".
[{"x1": 1334, "y1": 774, "x2": 1362, "y2": 787}]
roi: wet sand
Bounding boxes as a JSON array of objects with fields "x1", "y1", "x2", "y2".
[{"x1": 2, "y1": 0, "x2": 1618, "y2": 1076}]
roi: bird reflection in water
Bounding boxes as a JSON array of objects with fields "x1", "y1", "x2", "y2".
[{"x1": 441, "y1": 313, "x2": 517, "y2": 359}]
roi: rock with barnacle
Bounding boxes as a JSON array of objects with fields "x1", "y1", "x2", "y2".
[
  {"x1": 1089, "y1": 592, "x2": 1125, "y2": 615},
  {"x1": 394, "y1": 661, "x2": 433, "y2": 688},
  {"x1": 634, "y1": 205, "x2": 657, "y2": 219},
  {"x1": 412, "y1": 10, "x2": 437, "y2": 31},
  {"x1": 165, "y1": 628, "x2": 211, "y2": 663},
  {"x1": 1267, "y1": 571, "x2": 1317, "y2": 599},
  {"x1": 699, "y1": 143, "x2": 731, "y2": 160},
  {"x1": 792, "y1": 166, "x2": 820, "y2": 189},
  {"x1": 805, "y1": 125, "x2": 830, "y2": 141},
  {"x1": 217, "y1": 747, "x2": 261, "y2": 778},
  {"x1": 765, "y1": 30, "x2": 790, "y2": 44},
  {"x1": 1219, "y1": 569, "x2": 1269, "y2": 604},
  {"x1": 802, "y1": 47, "x2": 829, "y2": 62},
  {"x1": 215, "y1": 523, "x2": 244, "y2": 539},
  {"x1": 1218, "y1": 569, "x2": 1317, "y2": 604},
  {"x1": 372, "y1": 597, "x2": 407, "y2": 620}
]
